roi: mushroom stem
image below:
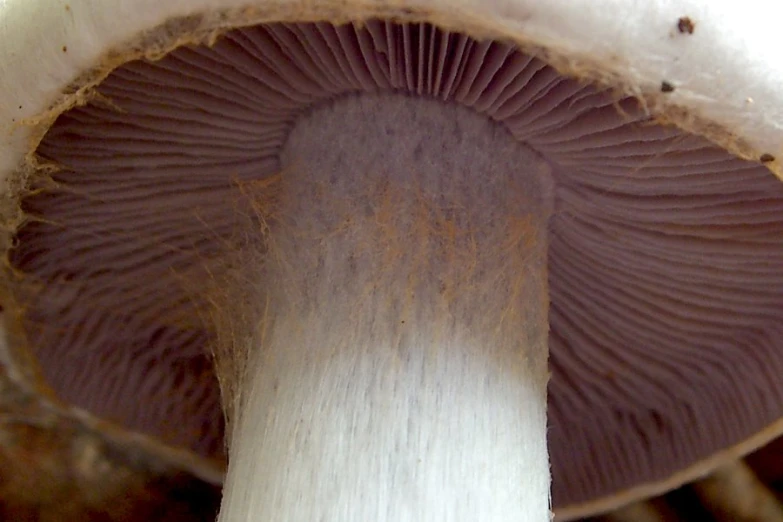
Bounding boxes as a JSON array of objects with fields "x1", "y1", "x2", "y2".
[
  {"x1": 216, "y1": 95, "x2": 554, "y2": 521},
  {"x1": 596, "y1": 499, "x2": 684, "y2": 522},
  {"x1": 691, "y1": 461, "x2": 783, "y2": 522}
]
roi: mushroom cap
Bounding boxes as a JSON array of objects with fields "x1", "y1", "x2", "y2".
[
  {"x1": 2, "y1": 1, "x2": 783, "y2": 520},
  {"x1": 3, "y1": 0, "x2": 783, "y2": 181}
]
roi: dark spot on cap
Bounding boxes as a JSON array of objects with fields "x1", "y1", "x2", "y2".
[
  {"x1": 677, "y1": 17, "x2": 695, "y2": 34},
  {"x1": 660, "y1": 81, "x2": 675, "y2": 93},
  {"x1": 62, "y1": 46, "x2": 67, "y2": 53},
  {"x1": 413, "y1": 143, "x2": 424, "y2": 160},
  {"x1": 760, "y1": 153, "x2": 776, "y2": 163}
]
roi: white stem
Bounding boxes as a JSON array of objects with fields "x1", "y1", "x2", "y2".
[{"x1": 217, "y1": 95, "x2": 554, "y2": 522}]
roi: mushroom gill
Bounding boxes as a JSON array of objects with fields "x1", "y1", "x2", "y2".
[{"x1": 7, "y1": 19, "x2": 783, "y2": 519}]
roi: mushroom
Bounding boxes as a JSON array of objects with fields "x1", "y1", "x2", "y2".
[{"x1": 2, "y1": 1, "x2": 783, "y2": 521}]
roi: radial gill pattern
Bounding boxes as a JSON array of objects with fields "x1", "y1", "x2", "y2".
[{"x1": 9, "y1": 21, "x2": 783, "y2": 508}]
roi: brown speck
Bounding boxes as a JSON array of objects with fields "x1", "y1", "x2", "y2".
[
  {"x1": 660, "y1": 81, "x2": 675, "y2": 93},
  {"x1": 65, "y1": 4, "x2": 70, "y2": 10},
  {"x1": 760, "y1": 153, "x2": 776, "y2": 163},
  {"x1": 62, "y1": 46, "x2": 67, "y2": 53},
  {"x1": 677, "y1": 17, "x2": 695, "y2": 34}
]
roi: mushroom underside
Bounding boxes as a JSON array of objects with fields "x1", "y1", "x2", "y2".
[{"x1": 7, "y1": 19, "x2": 783, "y2": 511}]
